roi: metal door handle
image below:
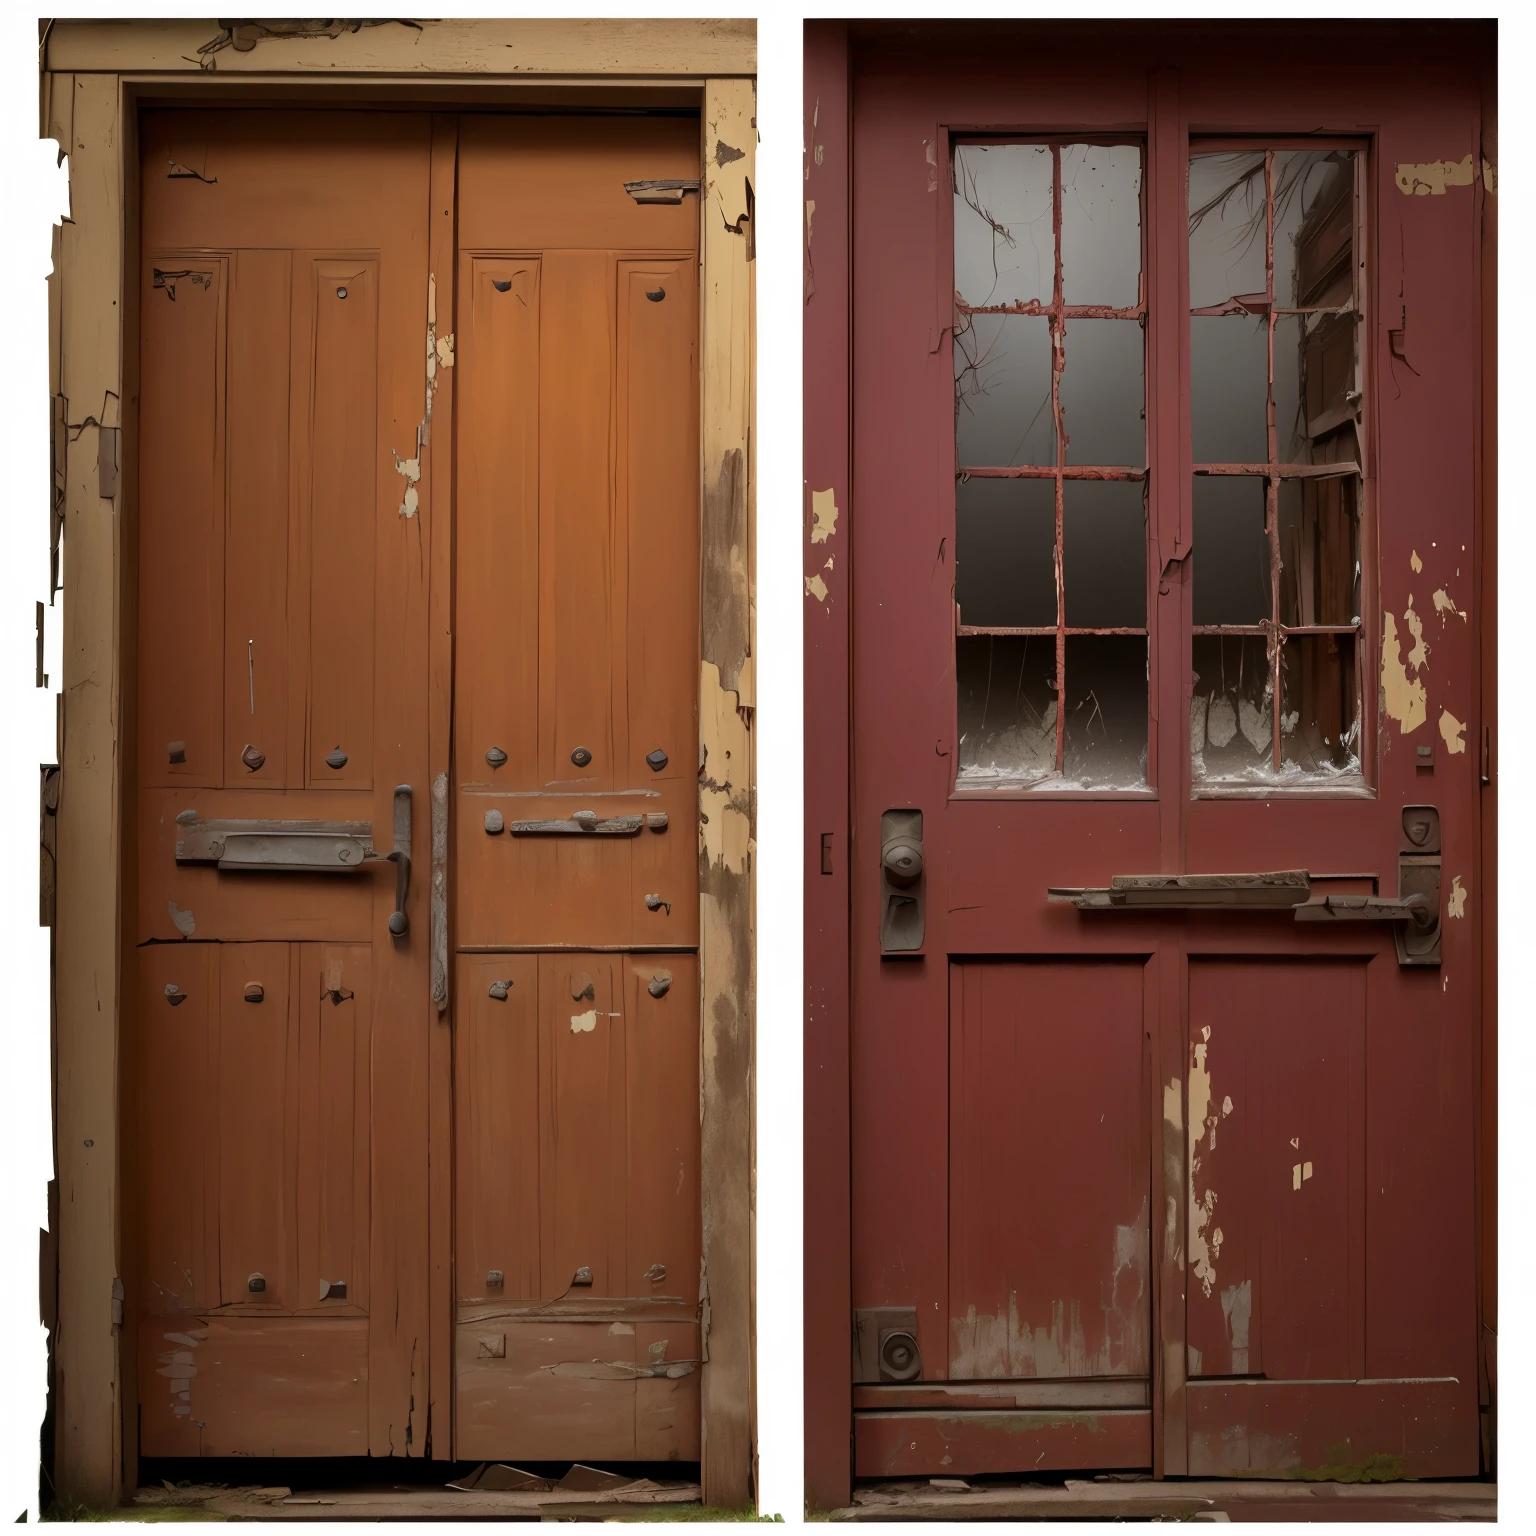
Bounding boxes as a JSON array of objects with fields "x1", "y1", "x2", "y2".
[
  {"x1": 430, "y1": 772, "x2": 448, "y2": 1011},
  {"x1": 386, "y1": 784, "x2": 411, "y2": 937}
]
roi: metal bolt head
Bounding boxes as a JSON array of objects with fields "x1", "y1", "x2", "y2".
[
  {"x1": 241, "y1": 743, "x2": 266, "y2": 772},
  {"x1": 244, "y1": 983, "x2": 264, "y2": 1003},
  {"x1": 167, "y1": 740, "x2": 186, "y2": 764},
  {"x1": 486, "y1": 1269, "x2": 504, "y2": 1288},
  {"x1": 648, "y1": 971, "x2": 673, "y2": 998},
  {"x1": 326, "y1": 747, "x2": 348, "y2": 770},
  {"x1": 484, "y1": 809, "x2": 504, "y2": 835},
  {"x1": 570, "y1": 746, "x2": 593, "y2": 768},
  {"x1": 165, "y1": 983, "x2": 187, "y2": 1007},
  {"x1": 646, "y1": 748, "x2": 669, "y2": 772},
  {"x1": 388, "y1": 911, "x2": 408, "y2": 937},
  {"x1": 486, "y1": 746, "x2": 508, "y2": 768},
  {"x1": 572, "y1": 809, "x2": 597, "y2": 830},
  {"x1": 247, "y1": 1272, "x2": 266, "y2": 1294},
  {"x1": 488, "y1": 979, "x2": 512, "y2": 1001},
  {"x1": 572, "y1": 1265, "x2": 593, "y2": 1286}
]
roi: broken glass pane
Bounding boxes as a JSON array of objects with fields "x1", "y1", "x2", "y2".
[
  {"x1": 1060, "y1": 143, "x2": 1142, "y2": 308},
  {"x1": 1278, "y1": 475, "x2": 1359, "y2": 629},
  {"x1": 954, "y1": 143, "x2": 1054, "y2": 309},
  {"x1": 1061, "y1": 636, "x2": 1147, "y2": 788},
  {"x1": 1188, "y1": 151, "x2": 1267, "y2": 309},
  {"x1": 1059, "y1": 319, "x2": 1145, "y2": 466},
  {"x1": 955, "y1": 313, "x2": 1054, "y2": 468},
  {"x1": 1063, "y1": 481, "x2": 1145, "y2": 628},
  {"x1": 1281, "y1": 634, "x2": 1360, "y2": 774},
  {"x1": 1272, "y1": 150, "x2": 1354, "y2": 310},
  {"x1": 1191, "y1": 634, "x2": 1274, "y2": 782},
  {"x1": 956, "y1": 635, "x2": 1059, "y2": 786},
  {"x1": 956, "y1": 477, "x2": 1057, "y2": 629},
  {"x1": 1193, "y1": 478, "x2": 1270, "y2": 626},
  {"x1": 1191, "y1": 315, "x2": 1268, "y2": 463}
]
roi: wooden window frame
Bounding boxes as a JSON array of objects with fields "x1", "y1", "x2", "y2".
[{"x1": 41, "y1": 18, "x2": 756, "y2": 1511}]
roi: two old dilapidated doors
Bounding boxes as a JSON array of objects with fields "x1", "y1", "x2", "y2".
[
  {"x1": 837, "y1": 34, "x2": 1487, "y2": 1484},
  {"x1": 133, "y1": 111, "x2": 702, "y2": 1461}
]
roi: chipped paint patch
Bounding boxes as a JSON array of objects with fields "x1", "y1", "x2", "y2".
[
  {"x1": 1221, "y1": 1280, "x2": 1252, "y2": 1374},
  {"x1": 1448, "y1": 875, "x2": 1467, "y2": 919},
  {"x1": 1433, "y1": 587, "x2": 1466, "y2": 622},
  {"x1": 168, "y1": 901, "x2": 195, "y2": 937},
  {"x1": 700, "y1": 659, "x2": 752, "y2": 878},
  {"x1": 570, "y1": 1009, "x2": 597, "y2": 1034},
  {"x1": 1439, "y1": 709, "x2": 1467, "y2": 754},
  {"x1": 1381, "y1": 609, "x2": 1427, "y2": 734},
  {"x1": 805, "y1": 573, "x2": 828, "y2": 602},
  {"x1": 950, "y1": 1197, "x2": 1148, "y2": 1378},
  {"x1": 805, "y1": 197, "x2": 815, "y2": 246},
  {"x1": 1410, "y1": 549, "x2": 1423, "y2": 573},
  {"x1": 1395, "y1": 154, "x2": 1478, "y2": 196},
  {"x1": 1189, "y1": 1028, "x2": 1218, "y2": 1298},
  {"x1": 1292, "y1": 1160, "x2": 1314, "y2": 1190},
  {"x1": 810, "y1": 486, "x2": 839, "y2": 544},
  {"x1": 392, "y1": 451, "x2": 421, "y2": 519}
]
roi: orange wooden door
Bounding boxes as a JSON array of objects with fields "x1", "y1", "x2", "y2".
[
  {"x1": 134, "y1": 112, "x2": 434, "y2": 1458},
  {"x1": 451, "y1": 116, "x2": 703, "y2": 1463}
]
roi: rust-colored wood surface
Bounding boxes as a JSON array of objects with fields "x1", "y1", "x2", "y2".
[
  {"x1": 134, "y1": 111, "x2": 433, "y2": 1459},
  {"x1": 816, "y1": 21, "x2": 1492, "y2": 1490},
  {"x1": 450, "y1": 116, "x2": 703, "y2": 1465}
]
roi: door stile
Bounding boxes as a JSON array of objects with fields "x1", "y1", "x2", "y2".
[
  {"x1": 425, "y1": 112, "x2": 458, "y2": 1458},
  {"x1": 1147, "y1": 66, "x2": 1189, "y2": 1479}
]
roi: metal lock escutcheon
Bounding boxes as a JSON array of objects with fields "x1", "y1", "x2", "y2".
[{"x1": 879, "y1": 810, "x2": 925, "y2": 955}]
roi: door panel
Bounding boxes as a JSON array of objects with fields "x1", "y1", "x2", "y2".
[
  {"x1": 949, "y1": 961, "x2": 1150, "y2": 1383},
  {"x1": 1185, "y1": 960, "x2": 1365, "y2": 1383},
  {"x1": 846, "y1": 34, "x2": 1483, "y2": 1482},
  {"x1": 135, "y1": 110, "x2": 431, "y2": 1458},
  {"x1": 450, "y1": 115, "x2": 702, "y2": 1460}
]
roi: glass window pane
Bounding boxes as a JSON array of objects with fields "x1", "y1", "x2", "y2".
[
  {"x1": 1281, "y1": 635, "x2": 1360, "y2": 775},
  {"x1": 1063, "y1": 481, "x2": 1145, "y2": 628},
  {"x1": 1278, "y1": 477, "x2": 1360, "y2": 629},
  {"x1": 1191, "y1": 634, "x2": 1273, "y2": 782},
  {"x1": 957, "y1": 635, "x2": 1058, "y2": 787},
  {"x1": 956, "y1": 477, "x2": 1057, "y2": 629},
  {"x1": 1060, "y1": 143, "x2": 1141, "y2": 308},
  {"x1": 1061, "y1": 636, "x2": 1147, "y2": 788},
  {"x1": 1193, "y1": 478, "x2": 1270, "y2": 626},
  {"x1": 1273, "y1": 150, "x2": 1354, "y2": 310},
  {"x1": 1188, "y1": 151, "x2": 1267, "y2": 309},
  {"x1": 1059, "y1": 318, "x2": 1144, "y2": 466},
  {"x1": 1192, "y1": 315, "x2": 1268, "y2": 463},
  {"x1": 954, "y1": 143, "x2": 1054, "y2": 309},
  {"x1": 955, "y1": 313, "x2": 1054, "y2": 468}
]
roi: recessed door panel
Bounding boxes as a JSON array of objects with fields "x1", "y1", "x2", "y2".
[{"x1": 949, "y1": 960, "x2": 1150, "y2": 1382}]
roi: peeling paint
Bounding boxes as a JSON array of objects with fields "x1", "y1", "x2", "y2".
[
  {"x1": 700, "y1": 660, "x2": 752, "y2": 878},
  {"x1": 1447, "y1": 875, "x2": 1467, "y2": 919},
  {"x1": 1439, "y1": 709, "x2": 1466, "y2": 754},
  {"x1": 810, "y1": 486, "x2": 839, "y2": 544},
  {"x1": 925, "y1": 138, "x2": 938, "y2": 193},
  {"x1": 1394, "y1": 154, "x2": 1482, "y2": 196},
  {"x1": 1292, "y1": 1160, "x2": 1314, "y2": 1190},
  {"x1": 950, "y1": 1196, "x2": 1148, "y2": 1378},
  {"x1": 1381, "y1": 609, "x2": 1427, "y2": 735},
  {"x1": 1189, "y1": 1028, "x2": 1218, "y2": 1298},
  {"x1": 1410, "y1": 549, "x2": 1423, "y2": 573},
  {"x1": 805, "y1": 573, "x2": 828, "y2": 602},
  {"x1": 570, "y1": 1010, "x2": 596, "y2": 1034},
  {"x1": 805, "y1": 197, "x2": 815, "y2": 247},
  {"x1": 1432, "y1": 588, "x2": 1467, "y2": 622},
  {"x1": 1221, "y1": 1280, "x2": 1252, "y2": 1374},
  {"x1": 168, "y1": 901, "x2": 195, "y2": 937},
  {"x1": 393, "y1": 451, "x2": 421, "y2": 519}
]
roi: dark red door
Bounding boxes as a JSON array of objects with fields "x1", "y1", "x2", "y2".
[{"x1": 844, "y1": 30, "x2": 1486, "y2": 1481}]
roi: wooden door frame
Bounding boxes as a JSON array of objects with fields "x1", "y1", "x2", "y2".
[
  {"x1": 41, "y1": 18, "x2": 757, "y2": 1511},
  {"x1": 802, "y1": 19, "x2": 1497, "y2": 1513}
]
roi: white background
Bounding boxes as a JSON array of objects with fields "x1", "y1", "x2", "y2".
[{"x1": 0, "y1": 4, "x2": 1526, "y2": 1528}]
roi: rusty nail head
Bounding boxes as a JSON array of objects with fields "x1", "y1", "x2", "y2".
[
  {"x1": 248, "y1": 1273, "x2": 266, "y2": 1293},
  {"x1": 486, "y1": 1269, "x2": 504, "y2": 1288},
  {"x1": 570, "y1": 746, "x2": 593, "y2": 768},
  {"x1": 486, "y1": 746, "x2": 507, "y2": 768},
  {"x1": 241, "y1": 743, "x2": 266, "y2": 771},
  {"x1": 244, "y1": 982, "x2": 264, "y2": 1003},
  {"x1": 646, "y1": 748, "x2": 668, "y2": 771},
  {"x1": 167, "y1": 740, "x2": 186, "y2": 763}
]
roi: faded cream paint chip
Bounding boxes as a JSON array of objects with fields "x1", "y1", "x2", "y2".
[
  {"x1": 1411, "y1": 549, "x2": 1423, "y2": 573},
  {"x1": 805, "y1": 573, "x2": 829, "y2": 602},
  {"x1": 1381, "y1": 609, "x2": 1427, "y2": 734},
  {"x1": 570, "y1": 1009, "x2": 597, "y2": 1034},
  {"x1": 811, "y1": 487, "x2": 839, "y2": 544},
  {"x1": 1439, "y1": 709, "x2": 1467, "y2": 754},
  {"x1": 1394, "y1": 154, "x2": 1478, "y2": 196},
  {"x1": 1448, "y1": 875, "x2": 1467, "y2": 919},
  {"x1": 1292, "y1": 1160, "x2": 1313, "y2": 1191},
  {"x1": 1433, "y1": 588, "x2": 1467, "y2": 621}
]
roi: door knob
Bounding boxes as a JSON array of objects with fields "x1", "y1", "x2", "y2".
[{"x1": 880, "y1": 810, "x2": 925, "y2": 954}]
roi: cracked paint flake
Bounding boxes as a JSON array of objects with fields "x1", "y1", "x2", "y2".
[
  {"x1": 1410, "y1": 549, "x2": 1423, "y2": 573},
  {"x1": 1188, "y1": 1027, "x2": 1218, "y2": 1298},
  {"x1": 1433, "y1": 587, "x2": 1467, "y2": 622},
  {"x1": 168, "y1": 901, "x2": 195, "y2": 937},
  {"x1": 392, "y1": 450, "x2": 421, "y2": 519},
  {"x1": 570, "y1": 1010, "x2": 597, "y2": 1034},
  {"x1": 1448, "y1": 875, "x2": 1467, "y2": 919},
  {"x1": 1439, "y1": 708, "x2": 1467, "y2": 754},
  {"x1": 1394, "y1": 153, "x2": 1487, "y2": 196},
  {"x1": 1381, "y1": 608, "x2": 1427, "y2": 734},
  {"x1": 700, "y1": 659, "x2": 752, "y2": 877},
  {"x1": 805, "y1": 574, "x2": 828, "y2": 602},
  {"x1": 810, "y1": 486, "x2": 839, "y2": 544}
]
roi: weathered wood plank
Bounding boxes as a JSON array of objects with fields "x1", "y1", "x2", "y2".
[
  {"x1": 698, "y1": 74, "x2": 755, "y2": 1512},
  {"x1": 53, "y1": 68, "x2": 126, "y2": 1512},
  {"x1": 45, "y1": 19, "x2": 755, "y2": 78}
]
